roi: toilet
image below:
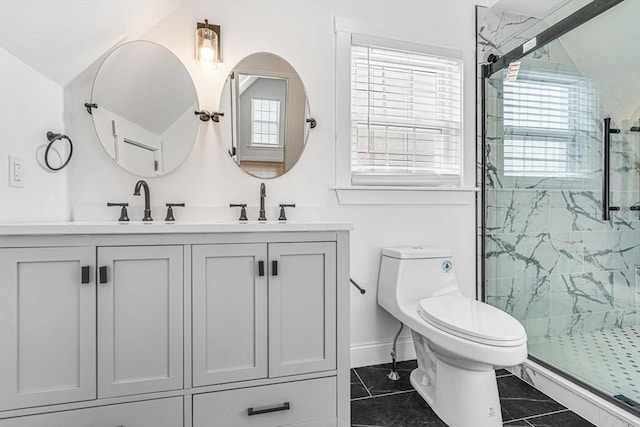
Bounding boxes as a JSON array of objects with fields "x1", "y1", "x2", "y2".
[{"x1": 377, "y1": 246, "x2": 527, "y2": 427}]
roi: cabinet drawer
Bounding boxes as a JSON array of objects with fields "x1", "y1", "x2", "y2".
[
  {"x1": 0, "y1": 397, "x2": 183, "y2": 427},
  {"x1": 193, "y1": 377, "x2": 336, "y2": 427}
]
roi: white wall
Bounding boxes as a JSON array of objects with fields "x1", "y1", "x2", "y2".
[
  {"x1": 66, "y1": 0, "x2": 476, "y2": 367},
  {"x1": 0, "y1": 46, "x2": 69, "y2": 222},
  {"x1": 161, "y1": 103, "x2": 199, "y2": 174}
]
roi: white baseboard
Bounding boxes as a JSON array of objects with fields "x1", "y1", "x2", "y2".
[
  {"x1": 509, "y1": 360, "x2": 640, "y2": 427},
  {"x1": 350, "y1": 336, "x2": 416, "y2": 368}
]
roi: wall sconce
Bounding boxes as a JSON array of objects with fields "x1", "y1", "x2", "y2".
[{"x1": 196, "y1": 19, "x2": 221, "y2": 67}]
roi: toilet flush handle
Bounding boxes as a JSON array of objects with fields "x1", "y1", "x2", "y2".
[{"x1": 350, "y1": 278, "x2": 366, "y2": 294}]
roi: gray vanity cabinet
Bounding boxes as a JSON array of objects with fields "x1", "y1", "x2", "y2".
[
  {"x1": 0, "y1": 245, "x2": 184, "y2": 411},
  {"x1": 0, "y1": 247, "x2": 97, "y2": 411},
  {"x1": 0, "y1": 225, "x2": 350, "y2": 426},
  {"x1": 0, "y1": 397, "x2": 183, "y2": 427},
  {"x1": 191, "y1": 243, "x2": 269, "y2": 385},
  {"x1": 191, "y1": 241, "x2": 337, "y2": 386},
  {"x1": 268, "y1": 242, "x2": 337, "y2": 378},
  {"x1": 96, "y1": 245, "x2": 184, "y2": 398}
]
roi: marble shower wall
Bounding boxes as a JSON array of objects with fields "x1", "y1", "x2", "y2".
[
  {"x1": 476, "y1": 6, "x2": 540, "y2": 301},
  {"x1": 477, "y1": 7, "x2": 640, "y2": 341}
]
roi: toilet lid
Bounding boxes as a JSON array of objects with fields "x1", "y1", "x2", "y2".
[{"x1": 419, "y1": 296, "x2": 526, "y2": 344}]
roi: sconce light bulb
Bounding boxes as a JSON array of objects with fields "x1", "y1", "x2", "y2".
[{"x1": 200, "y1": 41, "x2": 215, "y2": 62}]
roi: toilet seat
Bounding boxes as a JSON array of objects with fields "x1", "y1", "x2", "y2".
[{"x1": 419, "y1": 296, "x2": 526, "y2": 347}]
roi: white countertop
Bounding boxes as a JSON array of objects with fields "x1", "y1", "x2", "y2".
[{"x1": 0, "y1": 221, "x2": 353, "y2": 236}]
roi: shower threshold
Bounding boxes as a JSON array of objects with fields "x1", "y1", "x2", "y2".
[{"x1": 526, "y1": 326, "x2": 640, "y2": 419}]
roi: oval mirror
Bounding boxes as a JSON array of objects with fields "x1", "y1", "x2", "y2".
[
  {"x1": 220, "y1": 52, "x2": 311, "y2": 179},
  {"x1": 91, "y1": 40, "x2": 199, "y2": 177}
]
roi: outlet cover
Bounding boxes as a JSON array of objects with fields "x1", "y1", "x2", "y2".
[{"x1": 9, "y1": 155, "x2": 24, "y2": 188}]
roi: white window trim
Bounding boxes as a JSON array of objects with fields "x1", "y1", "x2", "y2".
[{"x1": 333, "y1": 17, "x2": 476, "y2": 205}]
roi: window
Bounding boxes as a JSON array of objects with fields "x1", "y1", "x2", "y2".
[
  {"x1": 350, "y1": 40, "x2": 462, "y2": 186},
  {"x1": 502, "y1": 70, "x2": 598, "y2": 178},
  {"x1": 251, "y1": 98, "x2": 280, "y2": 146}
]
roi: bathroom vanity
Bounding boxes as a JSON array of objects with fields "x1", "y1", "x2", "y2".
[{"x1": 0, "y1": 222, "x2": 351, "y2": 427}]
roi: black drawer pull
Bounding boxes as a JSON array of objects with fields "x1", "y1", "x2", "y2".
[
  {"x1": 247, "y1": 401, "x2": 290, "y2": 416},
  {"x1": 99, "y1": 266, "x2": 108, "y2": 284},
  {"x1": 81, "y1": 266, "x2": 90, "y2": 284},
  {"x1": 272, "y1": 260, "x2": 278, "y2": 276},
  {"x1": 258, "y1": 260, "x2": 265, "y2": 277}
]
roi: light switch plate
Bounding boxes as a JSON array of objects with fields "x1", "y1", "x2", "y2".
[{"x1": 8, "y1": 155, "x2": 24, "y2": 188}]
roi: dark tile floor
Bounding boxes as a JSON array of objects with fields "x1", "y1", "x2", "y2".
[{"x1": 351, "y1": 360, "x2": 595, "y2": 427}]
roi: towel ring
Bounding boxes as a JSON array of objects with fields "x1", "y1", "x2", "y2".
[{"x1": 45, "y1": 131, "x2": 73, "y2": 171}]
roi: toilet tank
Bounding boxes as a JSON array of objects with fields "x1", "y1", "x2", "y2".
[{"x1": 377, "y1": 247, "x2": 461, "y2": 319}]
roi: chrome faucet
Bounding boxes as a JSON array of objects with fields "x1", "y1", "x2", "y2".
[
  {"x1": 133, "y1": 180, "x2": 152, "y2": 221},
  {"x1": 258, "y1": 183, "x2": 267, "y2": 221}
]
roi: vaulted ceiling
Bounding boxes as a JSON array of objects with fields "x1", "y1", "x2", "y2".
[
  {"x1": 0, "y1": 0, "x2": 183, "y2": 86},
  {"x1": 558, "y1": 0, "x2": 640, "y2": 123},
  {"x1": 491, "y1": 0, "x2": 572, "y2": 18}
]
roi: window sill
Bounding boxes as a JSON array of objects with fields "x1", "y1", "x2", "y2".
[
  {"x1": 332, "y1": 186, "x2": 478, "y2": 205},
  {"x1": 248, "y1": 145, "x2": 283, "y2": 150}
]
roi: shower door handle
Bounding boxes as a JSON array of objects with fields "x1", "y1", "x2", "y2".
[{"x1": 602, "y1": 118, "x2": 620, "y2": 220}]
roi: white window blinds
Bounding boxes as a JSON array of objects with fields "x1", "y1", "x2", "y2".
[
  {"x1": 350, "y1": 42, "x2": 462, "y2": 186},
  {"x1": 503, "y1": 70, "x2": 598, "y2": 178}
]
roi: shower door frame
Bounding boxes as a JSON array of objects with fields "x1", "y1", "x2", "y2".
[{"x1": 478, "y1": 0, "x2": 639, "y2": 416}]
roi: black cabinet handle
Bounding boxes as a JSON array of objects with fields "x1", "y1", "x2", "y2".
[
  {"x1": 99, "y1": 266, "x2": 108, "y2": 284},
  {"x1": 247, "y1": 402, "x2": 290, "y2": 416},
  {"x1": 81, "y1": 266, "x2": 90, "y2": 284},
  {"x1": 272, "y1": 260, "x2": 278, "y2": 276},
  {"x1": 258, "y1": 261, "x2": 265, "y2": 277}
]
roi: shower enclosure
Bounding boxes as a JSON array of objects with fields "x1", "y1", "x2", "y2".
[{"x1": 481, "y1": 0, "x2": 640, "y2": 415}]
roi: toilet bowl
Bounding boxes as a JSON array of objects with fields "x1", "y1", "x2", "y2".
[{"x1": 377, "y1": 247, "x2": 527, "y2": 427}]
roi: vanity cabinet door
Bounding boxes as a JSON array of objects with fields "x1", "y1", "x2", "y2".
[
  {"x1": 0, "y1": 247, "x2": 96, "y2": 411},
  {"x1": 192, "y1": 244, "x2": 268, "y2": 386},
  {"x1": 268, "y1": 242, "x2": 337, "y2": 378},
  {"x1": 96, "y1": 246, "x2": 183, "y2": 398}
]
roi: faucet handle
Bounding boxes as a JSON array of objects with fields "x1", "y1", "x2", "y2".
[
  {"x1": 278, "y1": 204, "x2": 296, "y2": 221},
  {"x1": 107, "y1": 202, "x2": 130, "y2": 222},
  {"x1": 230, "y1": 203, "x2": 248, "y2": 221},
  {"x1": 165, "y1": 203, "x2": 185, "y2": 221}
]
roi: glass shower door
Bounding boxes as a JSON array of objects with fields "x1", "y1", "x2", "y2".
[{"x1": 482, "y1": 0, "x2": 640, "y2": 412}]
